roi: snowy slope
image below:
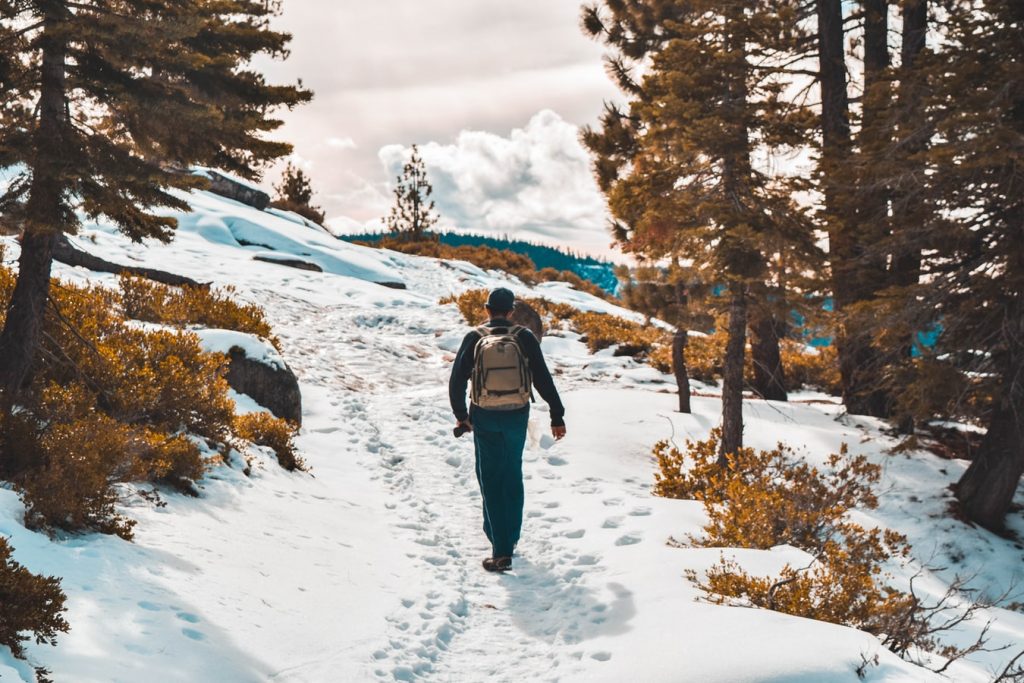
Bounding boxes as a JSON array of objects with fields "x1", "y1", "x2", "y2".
[{"x1": 0, "y1": 187, "x2": 1022, "y2": 682}]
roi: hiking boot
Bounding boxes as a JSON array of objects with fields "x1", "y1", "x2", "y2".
[{"x1": 482, "y1": 556, "x2": 512, "y2": 573}]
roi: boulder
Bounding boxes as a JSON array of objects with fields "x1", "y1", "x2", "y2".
[
  {"x1": 253, "y1": 254, "x2": 323, "y2": 272},
  {"x1": 224, "y1": 347, "x2": 302, "y2": 426},
  {"x1": 204, "y1": 169, "x2": 270, "y2": 211},
  {"x1": 510, "y1": 300, "x2": 543, "y2": 340}
]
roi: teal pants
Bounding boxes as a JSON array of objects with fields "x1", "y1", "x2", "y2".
[{"x1": 471, "y1": 407, "x2": 529, "y2": 558}]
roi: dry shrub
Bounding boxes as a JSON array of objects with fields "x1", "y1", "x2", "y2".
[
  {"x1": 782, "y1": 341, "x2": 841, "y2": 394},
  {"x1": 655, "y1": 430, "x2": 926, "y2": 654},
  {"x1": 685, "y1": 330, "x2": 729, "y2": 383},
  {"x1": 439, "y1": 289, "x2": 489, "y2": 326},
  {"x1": 0, "y1": 537, "x2": 68, "y2": 660},
  {"x1": 234, "y1": 412, "x2": 304, "y2": 471},
  {"x1": 380, "y1": 238, "x2": 611, "y2": 299},
  {"x1": 572, "y1": 311, "x2": 664, "y2": 355},
  {"x1": 0, "y1": 261, "x2": 293, "y2": 540},
  {"x1": 119, "y1": 275, "x2": 279, "y2": 349},
  {"x1": 441, "y1": 288, "x2": 672, "y2": 366}
]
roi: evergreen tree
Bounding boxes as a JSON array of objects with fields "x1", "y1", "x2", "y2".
[
  {"x1": 272, "y1": 162, "x2": 326, "y2": 225},
  {"x1": 385, "y1": 144, "x2": 438, "y2": 241},
  {"x1": 583, "y1": 0, "x2": 821, "y2": 456},
  {"x1": 0, "y1": 0, "x2": 311, "y2": 400},
  {"x1": 869, "y1": 0, "x2": 1023, "y2": 530}
]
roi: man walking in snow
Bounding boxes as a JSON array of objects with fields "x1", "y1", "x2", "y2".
[{"x1": 449, "y1": 287, "x2": 566, "y2": 572}]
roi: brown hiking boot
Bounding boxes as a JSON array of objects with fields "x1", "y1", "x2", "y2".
[{"x1": 482, "y1": 556, "x2": 512, "y2": 572}]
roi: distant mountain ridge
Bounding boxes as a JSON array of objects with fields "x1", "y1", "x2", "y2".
[{"x1": 340, "y1": 231, "x2": 620, "y2": 296}]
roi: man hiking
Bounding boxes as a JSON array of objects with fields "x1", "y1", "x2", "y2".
[{"x1": 449, "y1": 287, "x2": 566, "y2": 573}]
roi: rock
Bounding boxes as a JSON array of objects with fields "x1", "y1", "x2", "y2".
[
  {"x1": 253, "y1": 254, "x2": 323, "y2": 272},
  {"x1": 377, "y1": 281, "x2": 408, "y2": 290},
  {"x1": 510, "y1": 300, "x2": 543, "y2": 340},
  {"x1": 224, "y1": 347, "x2": 302, "y2": 426},
  {"x1": 204, "y1": 169, "x2": 270, "y2": 211}
]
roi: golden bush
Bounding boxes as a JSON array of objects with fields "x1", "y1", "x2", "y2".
[
  {"x1": 0, "y1": 261, "x2": 295, "y2": 539},
  {"x1": 656, "y1": 429, "x2": 918, "y2": 652},
  {"x1": 234, "y1": 412, "x2": 304, "y2": 471},
  {"x1": 0, "y1": 537, "x2": 68, "y2": 660},
  {"x1": 781, "y1": 341, "x2": 841, "y2": 394},
  {"x1": 119, "y1": 275, "x2": 278, "y2": 349},
  {"x1": 379, "y1": 238, "x2": 611, "y2": 299}
]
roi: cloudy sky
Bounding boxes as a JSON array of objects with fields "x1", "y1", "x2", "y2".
[{"x1": 253, "y1": 1, "x2": 622, "y2": 258}]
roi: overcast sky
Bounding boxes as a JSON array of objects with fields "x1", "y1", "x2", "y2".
[{"x1": 253, "y1": 1, "x2": 622, "y2": 258}]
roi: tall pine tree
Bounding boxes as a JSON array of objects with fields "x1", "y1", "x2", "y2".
[
  {"x1": 386, "y1": 144, "x2": 438, "y2": 241},
  {"x1": 0, "y1": 0, "x2": 311, "y2": 400},
  {"x1": 582, "y1": 0, "x2": 821, "y2": 457}
]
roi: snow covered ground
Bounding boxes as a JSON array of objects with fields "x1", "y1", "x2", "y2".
[{"x1": 1, "y1": 187, "x2": 1023, "y2": 682}]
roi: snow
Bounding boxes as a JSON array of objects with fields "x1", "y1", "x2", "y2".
[
  {"x1": 0, "y1": 185, "x2": 1022, "y2": 682},
  {"x1": 193, "y1": 328, "x2": 286, "y2": 371}
]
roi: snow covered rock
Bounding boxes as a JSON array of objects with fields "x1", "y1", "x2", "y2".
[
  {"x1": 252, "y1": 252, "x2": 323, "y2": 272},
  {"x1": 197, "y1": 168, "x2": 270, "y2": 210},
  {"x1": 195, "y1": 329, "x2": 302, "y2": 425}
]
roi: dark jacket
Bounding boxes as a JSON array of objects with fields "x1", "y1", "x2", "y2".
[{"x1": 449, "y1": 318, "x2": 565, "y2": 427}]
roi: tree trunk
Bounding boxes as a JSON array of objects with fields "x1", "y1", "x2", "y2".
[
  {"x1": 955, "y1": 356, "x2": 1024, "y2": 532},
  {"x1": 891, "y1": 0, "x2": 928, "y2": 291},
  {"x1": 720, "y1": 288, "x2": 748, "y2": 464},
  {"x1": 672, "y1": 281, "x2": 691, "y2": 413},
  {"x1": 0, "y1": 13, "x2": 67, "y2": 400},
  {"x1": 749, "y1": 305, "x2": 788, "y2": 402},
  {"x1": 52, "y1": 235, "x2": 206, "y2": 288}
]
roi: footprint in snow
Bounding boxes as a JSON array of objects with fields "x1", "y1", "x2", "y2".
[{"x1": 615, "y1": 533, "x2": 643, "y2": 546}]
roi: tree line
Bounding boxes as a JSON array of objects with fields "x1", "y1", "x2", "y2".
[{"x1": 582, "y1": 0, "x2": 1023, "y2": 531}]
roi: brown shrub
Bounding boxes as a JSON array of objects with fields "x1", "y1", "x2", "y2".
[
  {"x1": 234, "y1": 412, "x2": 304, "y2": 471},
  {"x1": 0, "y1": 537, "x2": 68, "y2": 660},
  {"x1": 656, "y1": 430, "x2": 920, "y2": 654},
  {"x1": 382, "y1": 238, "x2": 612, "y2": 299},
  {"x1": 782, "y1": 341, "x2": 841, "y2": 394},
  {"x1": 441, "y1": 289, "x2": 670, "y2": 366},
  {"x1": 0, "y1": 260, "x2": 295, "y2": 540},
  {"x1": 17, "y1": 385, "x2": 139, "y2": 539},
  {"x1": 119, "y1": 275, "x2": 278, "y2": 349}
]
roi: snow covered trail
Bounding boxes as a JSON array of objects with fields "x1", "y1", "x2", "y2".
[
  {"x1": 261, "y1": 288, "x2": 629, "y2": 681},
  {"x1": 3, "y1": 193, "x2": 1022, "y2": 681}
]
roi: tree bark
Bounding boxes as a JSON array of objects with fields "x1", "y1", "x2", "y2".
[
  {"x1": 891, "y1": 0, "x2": 928, "y2": 291},
  {"x1": 52, "y1": 235, "x2": 205, "y2": 288},
  {"x1": 955, "y1": 354, "x2": 1024, "y2": 532},
  {"x1": 0, "y1": 11, "x2": 67, "y2": 400},
  {"x1": 720, "y1": 287, "x2": 748, "y2": 463},
  {"x1": 672, "y1": 282, "x2": 691, "y2": 414},
  {"x1": 817, "y1": 0, "x2": 892, "y2": 418},
  {"x1": 749, "y1": 305, "x2": 788, "y2": 402}
]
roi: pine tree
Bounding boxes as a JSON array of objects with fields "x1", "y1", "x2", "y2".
[
  {"x1": 582, "y1": 0, "x2": 822, "y2": 457},
  {"x1": 0, "y1": 0, "x2": 311, "y2": 401},
  {"x1": 875, "y1": 0, "x2": 1023, "y2": 530},
  {"x1": 272, "y1": 162, "x2": 326, "y2": 225},
  {"x1": 385, "y1": 145, "x2": 438, "y2": 241}
]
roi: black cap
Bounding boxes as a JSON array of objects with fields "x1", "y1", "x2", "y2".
[{"x1": 486, "y1": 287, "x2": 515, "y2": 312}]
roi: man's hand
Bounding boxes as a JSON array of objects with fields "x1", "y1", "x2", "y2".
[
  {"x1": 552, "y1": 425, "x2": 566, "y2": 440},
  {"x1": 454, "y1": 417, "x2": 473, "y2": 438}
]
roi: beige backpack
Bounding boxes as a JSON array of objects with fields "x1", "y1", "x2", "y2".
[{"x1": 470, "y1": 325, "x2": 532, "y2": 410}]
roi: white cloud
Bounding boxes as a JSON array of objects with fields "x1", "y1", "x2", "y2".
[
  {"x1": 379, "y1": 110, "x2": 614, "y2": 257},
  {"x1": 326, "y1": 137, "x2": 357, "y2": 150}
]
